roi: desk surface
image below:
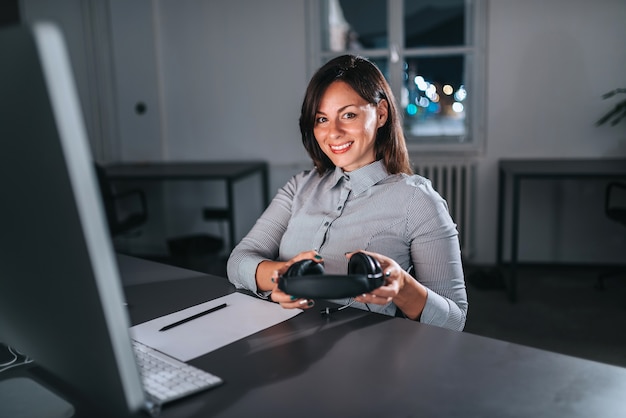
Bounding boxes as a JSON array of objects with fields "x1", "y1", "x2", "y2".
[
  {"x1": 4, "y1": 257, "x2": 625, "y2": 417},
  {"x1": 118, "y1": 259, "x2": 626, "y2": 417},
  {"x1": 105, "y1": 160, "x2": 268, "y2": 181}
]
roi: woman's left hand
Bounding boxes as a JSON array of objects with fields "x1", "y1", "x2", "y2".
[
  {"x1": 351, "y1": 250, "x2": 407, "y2": 306},
  {"x1": 352, "y1": 250, "x2": 427, "y2": 320}
]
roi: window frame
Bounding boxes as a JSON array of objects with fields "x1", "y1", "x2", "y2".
[{"x1": 306, "y1": 0, "x2": 487, "y2": 155}]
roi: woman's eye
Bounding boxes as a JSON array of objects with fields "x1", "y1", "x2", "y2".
[
  {"x1": 315, "y1": 116, "x2": 327, "y2": 124},
  {"x1": 342, "y1": 112, "x2": 356, "y2": 119}
]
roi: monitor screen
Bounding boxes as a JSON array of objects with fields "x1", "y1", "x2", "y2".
[{"x1": 0, "y1": 23, "x2": 145, "y2": 416}]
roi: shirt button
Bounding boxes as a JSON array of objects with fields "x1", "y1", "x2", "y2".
[
  {"x1": 324, "y1": 221, "x2": 329, "y2": 227},
  {"x1": 337, "y1": 206, "x2": 342, "y2": 210}
]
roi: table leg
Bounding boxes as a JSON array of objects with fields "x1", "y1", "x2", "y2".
[
  {"x1": 497, "y1": 167, "x2": 505, "y2": 266},
  {"x1": 260, "y1": 164, "x2": 269, "y2": 208},
  {"x1": 226, "y1": 179, "x2": 235, "y2": 250},
  {"x1": 509, "y1": 176, "x2": 521, "y2": 302},
  {"x1": 496, "y1": 166, "x2": 512, "y2": 299}
]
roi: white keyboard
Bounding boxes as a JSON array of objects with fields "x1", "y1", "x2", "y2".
[{"x1": 132, "y1": 340, "x2": 223, "y2": 404}]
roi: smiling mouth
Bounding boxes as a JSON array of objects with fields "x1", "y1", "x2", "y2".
[{"x1": 329, "y1": 142, "x2": 353, "y2": 153}]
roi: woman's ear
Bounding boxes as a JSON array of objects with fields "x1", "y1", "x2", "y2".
[{"x1": 377, "y1": 99, "x2": 389, "y2": 128}]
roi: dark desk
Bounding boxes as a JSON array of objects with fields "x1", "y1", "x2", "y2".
[
  {"x1": 497, "y1": 158, "x2": 626, "y2": 301},
  {"x1": 105, "y1": 161, "x2": 269, "y2": 249},
  {"x1": 4, "y1": 256, "x2": 626, "y2": 417},
  {"x1": 121, "y1": 258, "x2": 626, "y2": 417}
]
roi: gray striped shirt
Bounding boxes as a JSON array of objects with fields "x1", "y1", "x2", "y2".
[{"x1": 227, "y1": 160, "x2": 467, "y2": 330}]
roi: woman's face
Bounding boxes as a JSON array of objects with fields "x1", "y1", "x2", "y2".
[{"x1": 313, "y1": 81, "x2": 388, "y2": 172}]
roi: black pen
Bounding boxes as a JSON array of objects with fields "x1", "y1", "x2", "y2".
[{"x1": 159, "y1": 303, "x2": 228, "y2": 332}]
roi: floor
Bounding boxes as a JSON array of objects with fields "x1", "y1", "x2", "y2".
[
  {"x1": 464, "y1": 264, "x2": 626, "y2": 369},
  {"x1": 149, "y1": 252, "x2": 626, "y2": 369}
]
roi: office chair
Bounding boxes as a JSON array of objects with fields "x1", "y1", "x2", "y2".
[
  {"x1": 94, "y1": 163, "x2": 148, "y2": 237},
  {"x1": 595, "y1": 181, "x2": 626, "y2": 290}
]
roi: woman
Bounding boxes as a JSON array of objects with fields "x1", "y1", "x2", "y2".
[{"x1": 227, "y1": 55, "x2": 467, "y2": 331}]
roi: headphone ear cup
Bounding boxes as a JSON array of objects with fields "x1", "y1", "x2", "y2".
[
  {"x1": 347, "y1": 252, "x2": 383, "y2": 279},
  {"x1": 284, "y1": 259, "x2": 325, "y2": 277}
]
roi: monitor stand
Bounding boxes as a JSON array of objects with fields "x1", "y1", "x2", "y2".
[{"x1": 0, "y1": 377, "x2": 75, "y2": 418}]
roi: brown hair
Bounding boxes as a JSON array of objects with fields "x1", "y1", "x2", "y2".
[{"x1": 299, "y1": 55, "x2": 413, "y2": 175}]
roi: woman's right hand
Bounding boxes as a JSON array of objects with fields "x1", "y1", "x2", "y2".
[{"x1": 263, "y1": 250, "x2": 322, "y2": 310}]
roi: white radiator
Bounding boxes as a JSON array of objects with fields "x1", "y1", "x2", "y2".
[{"x1": 413, "y1": 160, "x2": 475, "y2": 259}]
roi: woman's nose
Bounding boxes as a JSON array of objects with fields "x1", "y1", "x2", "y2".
[{"x1": 329, "y1": 120, "x2": 343, "y2": 139}]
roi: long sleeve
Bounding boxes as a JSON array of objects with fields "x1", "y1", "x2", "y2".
[
  {"x1": 405, "y1": 180, "x2": 467, "y2": 330},
  {"x1": 227, "y1": 173, "x2": 299, "y2": 296}
]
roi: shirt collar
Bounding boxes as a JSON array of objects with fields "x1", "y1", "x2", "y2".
[{"x1": 329, "y1": 160, "x2": 389, "y2": 195}]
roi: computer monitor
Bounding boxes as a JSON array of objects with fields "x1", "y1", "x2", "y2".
[{"x1": 0, "y1": 23, "x2": 146, "y2": 416}]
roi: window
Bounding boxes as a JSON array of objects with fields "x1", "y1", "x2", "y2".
[{"x1": 308, "y1": 0, "x2": 486, "y2": 153}]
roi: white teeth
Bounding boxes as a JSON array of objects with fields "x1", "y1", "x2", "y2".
[{"x1": 330, "y1": 142, "x2": 353, "y2": 151}]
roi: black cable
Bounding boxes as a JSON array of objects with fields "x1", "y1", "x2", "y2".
[{"x1": 0, "y1": 345, "x2": 32, "y2": 374}]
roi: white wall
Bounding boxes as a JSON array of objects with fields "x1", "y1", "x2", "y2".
[
  {"x1": 108, "y1": 0, "x2": 164, "y2": 161},
  {"x1": 153, "y1": 0, "x2": 311, "y2": 249},
  {"x1": 156, "y1": 0, "x2": 309, "y2": 165},
  {"x1": 477, "y1": 0, "x2": 626, "y2": 264},
  {"x1": 112, "y1": 0, "x2": 311, "y2": 252},
  {"x1": 20, "y1": 0, "x2": 626, "y2": 263},
  {"x1": 487, "y1": 0, "x2": 626, "y2": 158},
  {"x1": 19, "y1": 0, "x2": 97, "y2": 150}
]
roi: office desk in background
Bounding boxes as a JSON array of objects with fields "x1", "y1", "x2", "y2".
[
  {"x1": 105, "y1": 161, "x2": 269, "y2": 249},
  {"x1": 4, "y1": 256, "x2": 626, "y2": 417},
  {"x1": 497, "y1": 158, "x2": 626, "y2": 302}
]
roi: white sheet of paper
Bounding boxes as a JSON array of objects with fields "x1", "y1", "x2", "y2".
[{"x1": 130, "y1": 292, "x2": 301, "y2": 361}]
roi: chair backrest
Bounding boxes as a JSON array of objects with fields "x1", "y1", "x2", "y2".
[
  {"x1": 94, "y1": 162, "x2": 120, "y2": 233},
  {"x1": 93, "y1": 163, "x2": 148, "y2": 237}
]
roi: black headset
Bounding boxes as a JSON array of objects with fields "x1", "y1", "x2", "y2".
[{"x1": 278, "y1": 252, "x2": 384, "y2": 299}]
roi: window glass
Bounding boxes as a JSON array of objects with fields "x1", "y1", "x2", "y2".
[
  {"x1": 369, "y1": 57, "x2": 389, "y2": 80},
  {"x1": 316, "y1": 0, "x2": 481, "y2": 148},
  {"x1": 321, "y1": 0, "x2": 387, "y2": 52},
  {"x1": 404, "y1": 0, "x2": 466, "y2": 48},
  {"x1": 403, "y1": 55, "x2": 467, "y2": 138}
]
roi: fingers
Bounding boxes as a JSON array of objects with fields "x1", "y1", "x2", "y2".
[
  {"x1": 349, "y1": 250, "x2": 402, "y2": 286},
  {"x1": 378, "y1": 265, "x2": 403, "y2": 297},
  {"x1": 294, "y1": 250, "x2": 323, "y2": 263},
  {"x1": 290, "y1": 298, "x2": 316, "y2": 309},
  {"x1": 353, "y1": 258, "x2": 402, "y2": 305},
  {"x1": 281, "y1": 250, "x2": 324, "y2": 276},
  {"x1": 269, "y1": 270, "x2": 315, "y2": 309},
  {"x1": 354, "y1": 279, "x2": 399, "y2": 305},
  {"x1": 354, "y1": 292, "x2": 391, "y2": 305},
  {"x1": 382, "y1": 265, "x2": 402, "y2": 284},
  {"x1": 345, "y1": 249, "x2": 394, "y2": 272},
  {"x1": 274, "y1": 293, "x2": 316, "y2": 310}
]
